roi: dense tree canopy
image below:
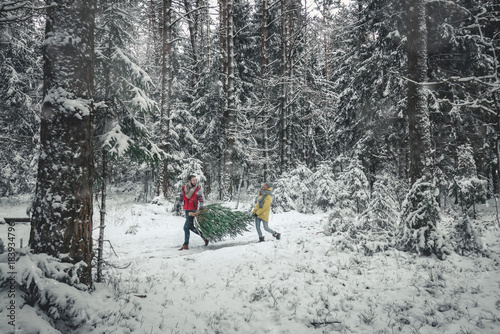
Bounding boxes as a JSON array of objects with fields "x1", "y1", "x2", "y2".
[{"x1": 0, "y1": 0, "x2": 499, "y2": 264}]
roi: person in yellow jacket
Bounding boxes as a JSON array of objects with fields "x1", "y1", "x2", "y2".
[{"x1": 252, "y1": 182, "x2": 281, "y2": 242}]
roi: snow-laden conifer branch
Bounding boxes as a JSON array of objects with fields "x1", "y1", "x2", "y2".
[{"x1": 0, "y1": 1, "x2": 57, "y2": 23}]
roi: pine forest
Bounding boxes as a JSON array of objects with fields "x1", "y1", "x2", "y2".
[{"x1": 1, "y1": 0, "x2": 500, "y2": 333}]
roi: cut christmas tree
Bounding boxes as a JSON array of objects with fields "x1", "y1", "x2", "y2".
[{"x1": 189, "y1": 204, "x2": 254, "y2": 242}]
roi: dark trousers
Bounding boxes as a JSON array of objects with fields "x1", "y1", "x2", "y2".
[{"x1": 183, "y1": 210, "x2": 201, "y2": 245}]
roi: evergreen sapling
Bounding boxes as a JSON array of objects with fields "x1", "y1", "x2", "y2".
[
  {"x1": 448, "y1": 144, "x2": 486, "y2": 254},
  {"x1": 190, "y1": 204, "x2": 254, "y2": 242},
  {"x1": 397, "y1": 176, "x2": 450, "y2": 259}
]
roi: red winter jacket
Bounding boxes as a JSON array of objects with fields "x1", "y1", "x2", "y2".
[{"x1": 178, "y1": 185, "x2": 204, "y2": 211}]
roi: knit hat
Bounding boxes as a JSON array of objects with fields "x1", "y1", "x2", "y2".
[{"x1": 265, "y1": 181, "x2": 274, "y2": 188}]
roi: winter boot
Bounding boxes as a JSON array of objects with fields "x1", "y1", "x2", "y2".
[
  {"x1": 178, "y1": 244, "x2": 189, "y2": 251},
  {"x1": 273, "y1": 232, "x2": 281, "y2": 240},
  {"x1": 203, "y1": 238, "x2": 209, "y2": 246},
  {"x1": 258, "y1": 236, "x2": 265, "y2": 243}
]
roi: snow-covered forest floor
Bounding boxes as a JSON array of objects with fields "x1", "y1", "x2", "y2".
[{"x1": 1, "y1": 190, "x2": 500, "y2": 334}]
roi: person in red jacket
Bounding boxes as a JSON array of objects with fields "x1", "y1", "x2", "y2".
[{"x1": 176, "y1": 175, "x2": 208, "y2": 250}]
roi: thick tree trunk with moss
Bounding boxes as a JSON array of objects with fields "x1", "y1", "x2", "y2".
[{"x1": 29, "y1": 0, "x2": 95, "y2": 286}]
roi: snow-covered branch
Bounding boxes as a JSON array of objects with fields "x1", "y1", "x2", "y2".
[
  {"x1": 0, "y1": 1, "x2": 57, "y2": 23},
  {"x1": 436, "y1": 98, "x2": 497, "y2": 116},
  {"x1": 394, "y1": 71, "x2": 499, "y2": 91}
]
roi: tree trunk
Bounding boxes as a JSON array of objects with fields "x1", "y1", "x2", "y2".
[
  {"x1": 147, "y1": 0, "x2": 159, "y2": 67},
  {"x1": 220, "y1": 0, "x2": 228, "y2": 95},
  {"x1": 95, "y1": 25, "x2": 114, "y2": 283},
  {"x1": 225, "y1": 0, "x2": 236, "y2": 173},
  {"x1": 96, "y1": 149, "x2": 107, "y2": 283},
  {"x1": 219, "y1": 0, "x2": 227, "y2": 201},
  {"x1": 402, "y1": 0, "x2": 444, "y2": 258},
  {"x1": 30, "y1": 0, "x2": 96, "y2": 287},
  {"x1": 280, "y1": 0, "x2": 290, "y2": 172},
  {"x1": 406, "y1": 0, "x2": 431, "y2": 185},
  {"x1": 323, "y1": 1, "x2": 329, "y2": 80},
  {"x1": 261, "y1": 0, "x2": 269, "y2": 180},
  {"x1": 221, "y1": 0, "x2": 235, "y2": 199},
  {"x1": 495, "y1": 93, "x2": 500, "y2": 196},
  {"x1": 160, "y1": 0, "x2": 172, "y2": 198},
  {"x1": 184, "y1": 0, "x2": 200, "y2": 91},
  {"x1": 286, "y1": 1, "x2": 294, "y2": 166}
]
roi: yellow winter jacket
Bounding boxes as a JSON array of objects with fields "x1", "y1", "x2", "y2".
[{"x1": 253, "y1": 187, "x2": 272, "y2": 222}]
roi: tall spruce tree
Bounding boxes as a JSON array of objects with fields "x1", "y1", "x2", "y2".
[
  {"x1": 219, "y1": 0, "x2": 237, "y2": 200},
  {"x1": 29, "y1": 0, "x2": 96, "y2": 286},
  {"x1": 0, "y1": 18, "x2": 43, "y2": 196},
  {"x1": 426, "y1": 0, "x2": 500, "y2": 197},
  {"x1": 94, "y1": 0, "x2": 165, "y2": 280},
  {"x1": 94, "y1": 0, "x2": 162, "y2": 171},
  {"x1": 405, "y1": 0, "x2": 431, "y2": 183},
  {"x1": 328, "y1": 0, "x2": 407, "y2": 182},
  {"x1": 397, "y1": 0, "x2": 448, "y2": 259},
  {"x1": 158, "y1": 0, "x2": 173, "y2": 198},
  {"x1": 229, "y1": 0, "x2": 261, "y2": 193}
]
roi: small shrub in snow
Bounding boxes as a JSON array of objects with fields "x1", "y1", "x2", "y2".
[
  {"x1": 6, "y1": 249, "x2": 92, "y2": 331},
  {"x1": 365, "y1": 176, "x2": 401, "y2": 230},
  {"x1": 336, "y1": 158, "x2": 370, "y2": 214},
  {"x1": 452, "y1": 177, "x2": 487, "y2": 212},
  {"x1": 361, "y1": 240, "x2": 392, "y2": 256},
  {"x1": 125, "y1": 223, "x2": 140, "y2": 235},
  {"x1": 130, "y1": 206, "x2": 142, "y2": 216},
  {"x1": 358, "y1": 176, "x2": 401, "y2": 255},
  {"x1": 324, "y1": 208, "x2": 395, "y2": 255},
  {"x1": 273, "y1": 164, "x2": 313, "y2": 213},
  {"x1": 324, "y1": 174, "x2": 399, "y2": 255},
  {"x1": 0, "y1": 237, "x2": 4, "y2": 254},
  {"x1": 358, "y1": 304, "x2": 376, "y2": 325},
  {"x1": 311, "y1": 161, "x2": 337, "y2": 211},
  {"x1": 450, "y1": 213, "x2": 483, "y2": 255},
  {"x1": 324, "y1": 209, "x2": 357, "y2": 252},
  {"x1": 323, "y1": 207, "x2": 358, "y2": 237},
  {"x1": 448, "y1": 144, "x2": 487, "y2": 217},
  {"x1": 249, "y1": 286, "x2": 266, "y2": 302},
  {"x1": 397, "y1": 176, "x2": 450, "y2": 260}
]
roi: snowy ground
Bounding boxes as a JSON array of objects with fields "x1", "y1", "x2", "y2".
[{"x1": 1, "y1": 193, "x2": 500, "y2": 334}]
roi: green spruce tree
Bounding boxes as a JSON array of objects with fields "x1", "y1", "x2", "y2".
[{"x1": 192, "y1": 204, "x2": 254, "y2": 242}]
